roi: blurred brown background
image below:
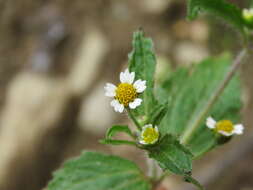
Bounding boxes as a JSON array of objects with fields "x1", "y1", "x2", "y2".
[{"x1": 0, "y1": 0, "x2": 252, "y2": 190}]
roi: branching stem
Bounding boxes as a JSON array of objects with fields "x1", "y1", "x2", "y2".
[{"x1": 180, "y1": 49, "x2": 247, "y2": 145}]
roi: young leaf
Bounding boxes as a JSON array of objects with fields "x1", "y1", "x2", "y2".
[
  {"x1": 187, "y1": 0, "x2": 245, "y2": 34},
  {"x1": 100, "y1": 125, "x2": 136, "y2": 146},
  {"x1": 148, "y1": 104, "x2": 168, "y2": 126},
  {"x1": 158, "y1": 54, "x2": 242, "y2": 158},
  {"x1": 128, "y1": 30, "x2": 156, "y2": 118},
  {"x1": 147, "y1": 134, "x2": 193, "y2": 175},
  {"x1": 106, "y1": 125, "x2": 134, "y2": 139},
  {"x1": 100, "y1": 139, "x2": 137, "y2": 146},
  {"x1": 47, "y1": 152, "x2": 151, "y2": 190}
]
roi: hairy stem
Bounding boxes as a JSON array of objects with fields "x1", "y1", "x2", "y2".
[
  {"x1": 127, "y1": 109, "x2": 142, "y2": 131},
  {"x1": 180, "y1": 49, "x2": 247, "y2": 144}
]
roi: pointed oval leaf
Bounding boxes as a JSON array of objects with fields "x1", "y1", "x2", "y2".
[{"x1": 128, "y1": 30, "x2": 156, "y2": 118}]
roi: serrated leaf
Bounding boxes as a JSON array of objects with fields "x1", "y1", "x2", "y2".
[
  {"x1": 158, "y1": 54, "x2": 242, "y2": 158},
  {"x1": 128, "y1": 30, "x2": 156, "y2": 118},
  {"x1": 187, "y1": 0, "x2": 245, "y2": 34},
  {"x1": 147, "y1": 134, "x2": 193, "y2": 175},
  {"x1": 47, "y1": 152, "x2": 151, "y2": 190}
]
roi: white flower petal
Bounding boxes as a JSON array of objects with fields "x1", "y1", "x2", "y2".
[
  {"x1": 117, "y1": 104, "x2": 124, "y2": 113},
  {"x1": 218, "y1": 130, "x2": 233, "y2": 136},
  {"x1": 233, "y1": 124, "x2": 244, "y2": 135},
  {"x1": 154, "y1": 126, "x2": 159, "y2": 133},
  {"x1": 110, "y1": 100, "x2": 124, "y2": 113},
  {"x1": 104, "y1": 83, "x2": 116, "y2": 97},
  {"x1": 120, "y1": 71, "x2": 127, "y2": 83},
  {"x1": 129, "y1": 98, "x2": 142, "y2": 109},
  {"x1": 139, "y1": 140, "x2": 148, "y2": 145},
  {"x1": 206, "y1": 117, "x2": 216, "y2": 129},
  {"x1": 134, "y1": 80, "x2": 147, "y2": 93},
  {"x1": 120, "y1": 69, "x2": 135, "y2": 84}
]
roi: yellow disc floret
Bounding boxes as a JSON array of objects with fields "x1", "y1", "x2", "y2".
[
  {"x1": 115, "y1": 83, "x2": 137, "y2": 107},
  {"x1": 215, "y1": 120, "x2": 234, "y2": 133},
  {"x1": 142, "y1": 127, "x2": 159, "y2": 144}
]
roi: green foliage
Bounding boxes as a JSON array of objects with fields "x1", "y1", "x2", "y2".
[
  {"x1": 187, "y1": 0, "x2": 245, "y2": 34},
  {"x1": 158, "y1": 54, "x2": 242, "y2": 158},
  {"x1": 148, "y1": 104, "x2": 168, "y2": 126},
  {"x1": 105, "y1": 125, "x2": 134, "y2": 139},
  {"x1": 48, "y1": 152, "x2": 151, "y2": 190},
  {"x1": 184, "y1": 175, "x2": 205, "y2": 190},
  {"x1": 147, "y1": 134, "x2": 193, "y2": 175},
  {"x1": 128, "y1": 30, "x2": 156, "y2": 118},
  {"x1": 100, "y1": 125, "x2": 136, "y2": 146}
]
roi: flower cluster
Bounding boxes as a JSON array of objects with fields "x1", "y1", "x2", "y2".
[{"x1": 105, "y1": 68, "x2": 244, "y2": 145}]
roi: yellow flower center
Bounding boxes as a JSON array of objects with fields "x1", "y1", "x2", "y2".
[
  {"x1": 215, "y1": 120, "x2": 234, "y2": 133},
  {"x1": 115, "y1": 83, "x2": 137, "y2": 107},
  {"x1": 142, "y1": 127, "x2": 159, "y2": 144}
]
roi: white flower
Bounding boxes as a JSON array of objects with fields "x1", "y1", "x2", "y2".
[
  {"x1": 243, "y1": 8, "x2": 253, "y2": 22},
  {"x1": 104, "y1": 69, "x2": 146, "y2": 113},
  {"x1": 206, "y1": 116, "x2": 244, "y2": 136},
  {"x1": 139, "y1": 124, "x2": 159, "y2": 145}
]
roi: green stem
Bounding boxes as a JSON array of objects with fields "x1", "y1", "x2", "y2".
[
  {"x1": 127, "y1": 109, "x2": 142, "y2": 131},
  {"x1": 180, "y1": 49, "x2": 247, "y2": 145}
]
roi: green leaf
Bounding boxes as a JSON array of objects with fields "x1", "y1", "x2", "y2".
[
  {"x1": 100, "y1": 139, "x2": 137, "y2": 146},
  {"x1": 147, "y1": 134, "x2": 193, "y2": 175},
  {"x1": 100, "y1": 125, "x2": 136, "y2": 146},
  {"x1": 187, "y1": 0, "x2": 245, "y2": 34},
  {"x1": 128, "y1": 30, "x2": 156, "y2": 118},
  {"x1": 47, "y1": 152, "x2": 151, "y2": 190},
  {"x1": 148, "y1": 104, "x2": 168, "y2": 126},
  {"x1": 158, "y1": 54, "x2": 242, "y2": 158},
  {"x1": 106, "y1": 125, "x2": 134, "y2": 139},
  {"x1": 184, "y1": 175, "x2": 205, "y2": 190}
]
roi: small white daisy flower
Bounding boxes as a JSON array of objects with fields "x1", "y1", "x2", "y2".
[
  {"x1": 139, "y1": 124, "x2": 159, "y2": 145},
  {"x1": 206, "y1": 116, "x2": 244, "y2": 136},
  {"x1": 243, "y1": 8, "x2": 253, "y2": 22},
  {"x1": 104, "y1": 69, "x2": 146, "y2": 113}
]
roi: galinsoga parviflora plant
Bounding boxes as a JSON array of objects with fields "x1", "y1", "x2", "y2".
[{"x1": 47, "y1": 1, "x2": 253, "y2": 190}]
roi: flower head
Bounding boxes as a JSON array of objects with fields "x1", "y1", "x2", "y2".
[
  {"x1": 139, "y1": 124, "x2": 159, "y2": 145},
  {"x1": 243, "y1": 8, "x2": 253, "y2": 22},
  {"x1": 206, "y1": 116, "x2": 244, "y2": 136},
  {"x1": 104, "y1": 69, "x2": 146, "y2": 113}
]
